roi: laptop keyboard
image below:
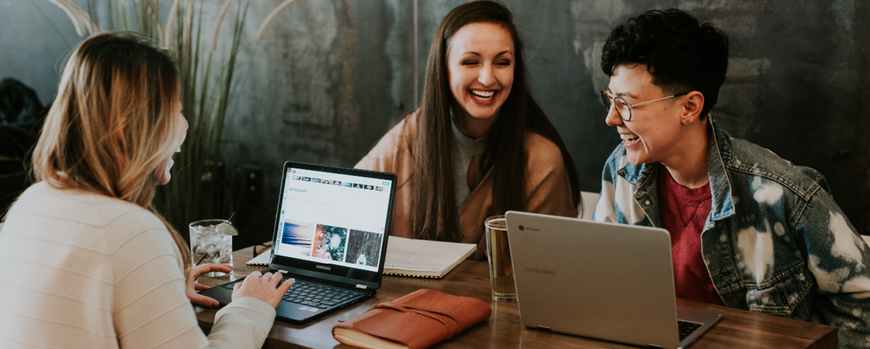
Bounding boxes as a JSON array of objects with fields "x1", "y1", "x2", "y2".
[
  {"x1": 678, "y1": 320, "x2": 702, "y2": 341},
  {"x1": 280, "y1": 279, "x2": 364, "y2": 309},
  {"x1": 221, "y1": 277, "x2": 365, "y2": 310}
]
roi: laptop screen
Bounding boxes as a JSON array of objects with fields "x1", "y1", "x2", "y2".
[{"x1": 269, "y1": 162, "x2": 396, "y2": 288}]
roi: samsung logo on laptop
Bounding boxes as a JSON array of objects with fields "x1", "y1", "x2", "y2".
[
  {"x1": 525, "y1": 267, "x2": 556, "y2": 275},
  {"x1": 316, "y1": 265, "x2": 331, "y2": 271}
]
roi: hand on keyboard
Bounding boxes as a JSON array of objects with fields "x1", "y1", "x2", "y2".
[{"x1": 232, "y1": 271, "x2": 295, "y2": 308}]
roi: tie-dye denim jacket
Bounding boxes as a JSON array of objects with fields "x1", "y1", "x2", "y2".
[{"x1": 593, "y1": 120, "x2": 870, "y2": 348}]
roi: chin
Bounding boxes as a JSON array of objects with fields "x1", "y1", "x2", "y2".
[
  {"x1": 626, "y1": 152, "x2": 647, "y2": 165},
  {"x1": 155, "y1": 171, "x2": 171, "y2": 185},
  {"x1": 466, "y1": 107, "x2": 500, "y2": 120},
  {"x1": 470, "y1": 113, "x2": 496, "y2": 121}
]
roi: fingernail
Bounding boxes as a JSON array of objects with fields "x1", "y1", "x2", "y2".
[{"x1": 213, "y1": 301, "x2": 219, "y2": 307}]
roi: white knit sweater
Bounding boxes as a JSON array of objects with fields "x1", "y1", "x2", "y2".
[{"x1": 0, "y1": 182, "x2": 275, "y2": 348}]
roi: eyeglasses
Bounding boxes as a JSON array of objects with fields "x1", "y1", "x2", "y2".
[{"x1": 600, "y1": 90, "x2": 688, "y2": 121}]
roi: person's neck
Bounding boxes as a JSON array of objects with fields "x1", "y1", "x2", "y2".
[
  {"x1": 453, "y1": 106, "x2": 496, "y2": 140},
  {"x1": 660, "y1": 119, "x2": 711, "y2": 189}
]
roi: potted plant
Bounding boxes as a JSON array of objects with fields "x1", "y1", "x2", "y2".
[{"x1": 48, "y1": 0, "x2": 298, "y2": 235}]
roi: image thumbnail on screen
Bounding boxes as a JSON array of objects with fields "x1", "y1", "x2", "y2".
[
  {"x1": 312, "y1": 224, "x2": 347, "y2": 262},
  {"x1": 281, "y1": 221, "x2": 315, "y2": 256},
  {"x1": 345, "y1": 229, "x2": 383, "y2": 268}
]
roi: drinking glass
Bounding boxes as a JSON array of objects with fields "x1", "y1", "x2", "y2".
[
  {"x1": 189, "y1": 219, "x2": 236, "y2": 277},
  {"x1": 485, "y1": 215, "x2": 516, "y2": 301}
]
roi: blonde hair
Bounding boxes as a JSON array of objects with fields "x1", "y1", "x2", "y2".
[{"x1": 32, "y1": 31, "x2": 190, "y2": 268}]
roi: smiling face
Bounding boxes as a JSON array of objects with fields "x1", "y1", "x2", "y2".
[
  {"x1": 447, "y1": 22, "x2": 514, "y2": 136},
  {"x1": 154, "y1": 96, "x2": 188, "y2": 185},
  {"x1": 605, "y1": 64, "x2": 687, "y2": 166}
]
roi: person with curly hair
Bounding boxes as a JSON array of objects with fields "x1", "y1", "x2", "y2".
[{"x1": 593, "y1": 9, "x2": 870, "y2": 347}]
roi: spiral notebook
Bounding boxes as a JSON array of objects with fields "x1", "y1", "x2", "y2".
[
  {"x1": 383, "y1": 236, "x2": 476, "y2": 278},
  {"x1": 246, "y1": 250, "x2": 271, "y2": 266},
  {"x1": 249, "y1": 237, "x2": 476, "y2": 276}
]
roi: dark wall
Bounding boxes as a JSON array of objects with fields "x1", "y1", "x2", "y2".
[
  {"x1": 221, "y1": 0, "x2": 413, "y2": 247},
  {"x1": 2, "y1": 0, "x2": 868, "y2": 245},
  {"x1": 410, "y1": 0, "x2": 870, "y2": 235}
]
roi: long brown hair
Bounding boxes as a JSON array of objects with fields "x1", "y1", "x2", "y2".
[
  {"x1": 412, "y1": 1, "x2": 580, "y2": 241},
  {"x1": 31, "y1": 32, "x2": 190, "y2": 268}
]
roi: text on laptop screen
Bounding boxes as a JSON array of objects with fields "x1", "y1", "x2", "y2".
[{"x1": 274, "y1": 167, "x2": 393, "y2": 272}]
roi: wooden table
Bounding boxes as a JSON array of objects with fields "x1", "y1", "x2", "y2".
[{"x1": 195, "y1": 246, "x2": 837, "y2": 349}]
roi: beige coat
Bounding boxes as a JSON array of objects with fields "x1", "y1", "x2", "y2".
[{"x1": 356, "y1": 113, "x2": 577, "y2": 260}]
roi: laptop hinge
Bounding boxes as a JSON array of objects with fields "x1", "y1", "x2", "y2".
[
  {"x1": 536, "y1": 325, "x2": 551, "y2": 331},
  {"x1": 646, "y1": 344, "x2": 663, "y2": 348},
  {"x1": 355, "y1": 284, "x2": 368, "y2": 289},
  {"x1": 277, "y1": 269, "x2": 288, "y2": 274}
]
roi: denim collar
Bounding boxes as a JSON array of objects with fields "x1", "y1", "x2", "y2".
[
  {"x1": 706, "y1": 118, "x2": 735, "y2": 222},
  {"x1": 616, "y1": 117, "x2": 736, "y2": 225}
]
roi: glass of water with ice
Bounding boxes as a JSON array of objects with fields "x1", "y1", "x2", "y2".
[{"x1": 189, "y1": 219, "x2": 237, "y2": 277}]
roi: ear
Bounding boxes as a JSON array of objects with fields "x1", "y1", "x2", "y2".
[{"x1": 681, "y1": 91, "x2": 705, "y2": 125}]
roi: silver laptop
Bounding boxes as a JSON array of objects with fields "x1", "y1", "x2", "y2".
[{"x1": 505, "y1": 211, "x2": 722, "y2": 349}]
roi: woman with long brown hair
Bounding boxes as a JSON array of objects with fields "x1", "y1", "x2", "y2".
[
  {"x1": 0, "y1": 32, "x2": 292, "y2": 348},
  {"x1": 357, "y1": 1, "x2": 579, "y2": 260}
]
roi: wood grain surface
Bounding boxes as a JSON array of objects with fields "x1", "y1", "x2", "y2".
[{"x1": 194, "y1": 245, "x2": 837, "y2": 349}]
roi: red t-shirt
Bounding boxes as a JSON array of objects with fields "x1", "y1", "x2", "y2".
[{"x1": 657, "y1": 164, "x2": 724, "y2": 305}]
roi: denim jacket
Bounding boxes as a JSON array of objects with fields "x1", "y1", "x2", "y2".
[{"x1": 593, "y1": 120, "x2": 870, "y2": 348}]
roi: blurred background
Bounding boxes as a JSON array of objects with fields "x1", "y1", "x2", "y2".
[{"x1": 1, "y1": 0, "x2": 868, "y2": 248}]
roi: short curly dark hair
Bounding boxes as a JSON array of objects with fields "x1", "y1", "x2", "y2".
[{"x1": 601, "y1": 9, "x2": 729, "y2": 118}]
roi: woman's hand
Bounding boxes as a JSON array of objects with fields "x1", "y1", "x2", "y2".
[
  {"x1": 232, "y1": 271, "x2": 295, "y2": 308},
  {"x1": 186, "y1": 263, "x2": 233, "y2": 308}
]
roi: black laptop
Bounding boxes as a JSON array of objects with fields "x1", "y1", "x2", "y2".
[{"x1": 200, "y1": 161, "x2": 397, "y2": 323}]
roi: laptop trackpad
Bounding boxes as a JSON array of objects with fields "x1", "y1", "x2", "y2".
[{"x1": 276, "y1": 301, "x2": 322, "y2": 321}]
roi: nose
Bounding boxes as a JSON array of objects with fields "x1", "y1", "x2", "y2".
[
  {"x1": 604, "y1": 104, "x2": 624, "y2": 127},
  {"x1": 478, "y1": 63, "x2": 494, "y2": 86}
]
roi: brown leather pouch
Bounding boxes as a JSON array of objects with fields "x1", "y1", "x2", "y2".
[{"x1": 332, "y1": 289, "x2": 492, "y2": 349}]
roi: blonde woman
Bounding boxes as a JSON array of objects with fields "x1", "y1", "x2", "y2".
[{"x1": 0, "y1": 32, "x2": 292, "y2": 348}]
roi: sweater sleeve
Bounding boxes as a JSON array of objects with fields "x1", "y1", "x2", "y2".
[
  {"x1": 355, "y1": 117, "x2": 413, "y2": 174},
  {"x1": 207, "y1": 297, "x2": 277, "y2": 349},
  {"x1": 109, "y1": 211, "x2": 275, "y2": 349},
  {"x1": 355, "y1": 116, "x2": 417, "y2": 239},
  {"x1": 522, "y1": 133, "x2": 577, "y2": 218}
]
